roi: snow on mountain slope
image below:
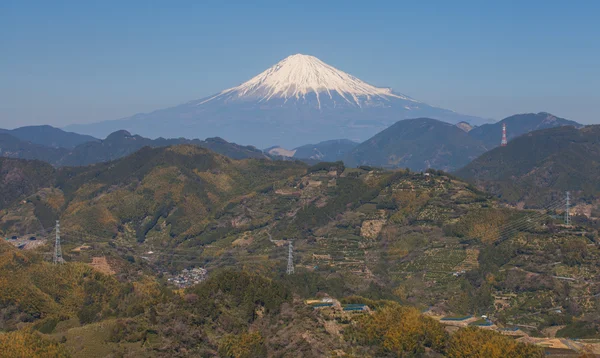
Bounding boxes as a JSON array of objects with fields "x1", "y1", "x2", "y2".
[
  {"x1": 198, "y1": 54, "x2": 416, "y2": 108},
  {"x1": 65, "y1": 54, "x2": 490, "y2": 148}
]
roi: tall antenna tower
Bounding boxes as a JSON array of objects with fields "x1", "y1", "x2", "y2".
[
  {"x1": 53, "y1": 220, "x2": 63, "y2": 264},
  {"x1": 501, "y1": 123, "x2": 508, "y2": 147},
  {"x1": 565, "y1": 191, "x2": 571, "y2": 226},
  {"x1": 286, "y1": 241, "x2": 294, "y2": 275}
]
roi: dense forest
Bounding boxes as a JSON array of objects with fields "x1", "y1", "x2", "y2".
[{"x1": 457, "y1": 125, "x2": 600, "y2": 207}]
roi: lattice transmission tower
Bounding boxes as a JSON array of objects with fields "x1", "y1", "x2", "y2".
[
  {"x1": 53, "y1": 220, "x2": 64, "y2": 264},
  {"x1": 565, "y1": 191, "x2": 571, "y2": 226},
  {"x1": 286, "y1": 241, "x2": 294, "y2": 275}
]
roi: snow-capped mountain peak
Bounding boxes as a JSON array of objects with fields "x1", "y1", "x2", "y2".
[
  {"x1": 199, "y1": 54, "x2": 417, "y2": 107},
  {"x1": 67, "y1": 53, "x2": 489, "y2": 148}
]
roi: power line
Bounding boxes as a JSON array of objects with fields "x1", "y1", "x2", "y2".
[
  {"x1": 494, "y1": 200, "x2": 565, "y2": 241},
  {"x1": 495, "y1": 199, "x2": 564, "y2": 232},
  {"x1": 498, "y1": 205, "x2": 563, "y2": 237},
  {"x1": 51, "y1": 193, "x2": 572, "y2": 271}
]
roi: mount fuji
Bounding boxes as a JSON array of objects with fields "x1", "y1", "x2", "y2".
[{"x1": 66, "y1": 54, "x2": 491, "y2": 148}]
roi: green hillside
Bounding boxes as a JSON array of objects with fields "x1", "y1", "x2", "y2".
[
  {"x1": 0, "y1": 240, "x2": 546, "y2": 357},
  {"x1": 0, "y1": 129, "x2": 268, "y2": 167},
  {"x1": 468, "y1": 112, "x2": 582, "y2": 150},
  {"x1": 1, "y1": 145, "x2": 599, "y2": 356},
  {"x1": 0, "y1": 157, "x2": 56, "y2": 209},
  {"x1": 344, "y1": 118, "x2": 488, "y2": 172},
  {"x1": 457, "y1": 125, "x2": 600, "y2": 206}
]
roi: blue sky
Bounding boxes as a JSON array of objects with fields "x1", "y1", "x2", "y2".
[{"x1": 1, "y1": 0, "x2": 599, "y2": 128}]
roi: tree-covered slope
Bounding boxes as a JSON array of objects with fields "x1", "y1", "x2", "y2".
[
  {"x1": 468, "y1": 112, "x2": 582, "y2": 150},
  {"x1": 457, "y1": 125, "x2": 600, "y2": 205},
  {"x1": 0, "y1": 240, "x2": 545, "y2": 357},
  {"x1": 344, "y1": 118, "x2": 488, "y2": 171},
  {"x1": 0, "y1": 125, "x2": 99, "y2": 149},
  {"x1": 49, "y1": 145, "x2": 306, "y2": 241},
  {"x1": 58, "y1": 131, "x2": 268, "y2": 166},
  {"x1": 0, "y1": 129, "x2": 268, "y2": 167},
  {"x1": 0, "y1": 133, "x2": 69, "y2": 164},
  {"x1": 2, "y1": 146, "x2": 600, "y2": 356},
  {"x1": 0, "y1": 157, "x2": 56, "y2": 209}
]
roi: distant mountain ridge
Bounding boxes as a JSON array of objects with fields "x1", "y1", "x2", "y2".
[
  {"x1": 344, "y1": 118, "x2": 488, "y2": 172},
  {"x1": 64, "y1": 54, "x2": 489, "y2": 148},
  {"x1": 0, "y1": 125, "x2": 98, "y2": 149},
  {"x1": 468, "y1": 112, "x2": 582, "y2": 150},
  {"x1": 0, "y1": 127, "x2": 268, "y2": 166},
  {"x1": 2, "y1": 112, "x2": 582, "y2": 173},
  {"x1": 264, "y1": 113, "x2": 582, "y2": 172},
  {"x1": 61, "y1": 130, "x2": 268, "y2": 166},
  {"x1": 456, "y1": 125, "x2": 600, "y2": 206},
  {"x1": 0, "y1": 133, "x2": 70, "y2": 163}
]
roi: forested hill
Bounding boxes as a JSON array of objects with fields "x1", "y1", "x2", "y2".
[
  {"x1": 0, "y1": 240, "x2": 546, "y2": 357},
  {"x1": 0, "y1": 128, "x2": 268, "y2": 167},
  {"x1": 344, "y1": 118, "x2": 488, "y2": 172},
  {"x1": 468, "y1": 112, "x2": 582, "y2": 150},
  {"x1": 0, "y1": 156, "x2": 56, "y2": 209},
  {"x1": 0, "y1": 145, "x2": 307, "y2": 235},
  {"x1": 457, "y1": 125, "x2": 600, "y2": 206},
  {"x1": 58, "y1": 130, "x2": 268, "y2": 166},
  {"x1": 2, "y1": 144, "x2": 599, "y2": 356},
  {"x1": 0, "y1": 124, "x2": 98, "y2": 149}
]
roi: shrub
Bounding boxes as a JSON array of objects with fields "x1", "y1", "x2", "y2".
[
  {"x1": 0, "y1": 329, "x2": 70, "y2": 357},
  {"x1": 447, "y1": 327, "x2": 544, "y2": 358},
  {"x1": 345, "y1": 302, "x2": 448, "y2": 355},
  {"x1": 218, "y1": 331, "x2": 267, "y2": 358}
]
